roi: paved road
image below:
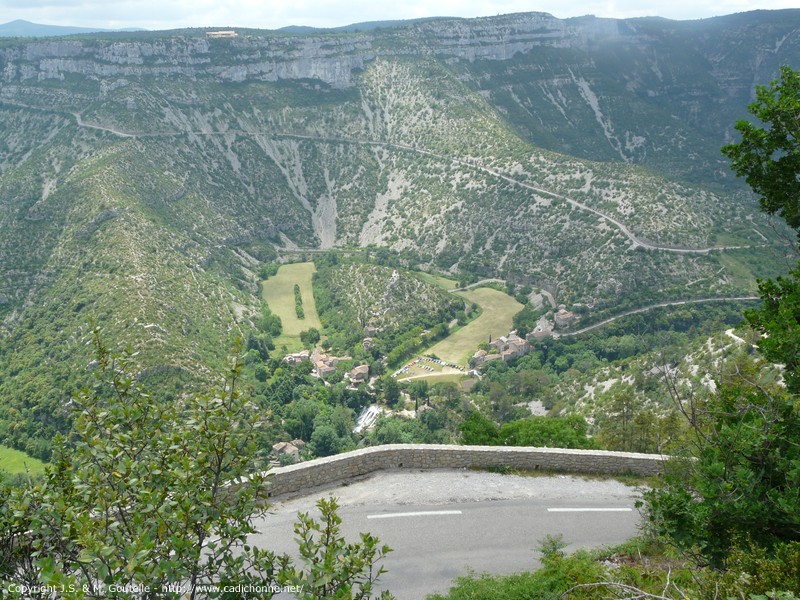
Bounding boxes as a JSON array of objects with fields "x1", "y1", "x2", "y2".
[
  {"x1": 248, "y1": 470, "x2": 642, "y2": 599},
  {"x1": 50, "y1": 107, "x2": 746, "y2": 256},
  {"x1": 557, "y1": 296, "x2": 760, "y2": 338}
]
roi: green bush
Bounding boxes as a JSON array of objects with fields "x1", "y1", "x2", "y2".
[{"x1": 294, "y1": 284, "x2": 305, "y2": 319}]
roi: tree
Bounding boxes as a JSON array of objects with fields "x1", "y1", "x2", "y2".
[
  {"x1": 380, "y1": 376, "x2": 401, "y2": 408},
  {"x1": 310, "y1": 425, "x2": 341, "y2": 457},
  {"x1": 645, "y1": 363, "x2": 800, "y2": 566},
  {"x1": 407, "y1": 380, "x2": 429, "y2": 410},
  {"x1": 0, "y1": 329, "x2": 391, "y2": 599},
  {"x1": 745, "y1": 270, "x2": 800, "y2": 393},
  {"x1": 0, "y1": 331, "x2": 278, "y2": 598},
  {"x1": 722, "y1": 65, "x2": 800, "y2": 394},
  {"x1": 284, "y1": 497, "x2": 392, "y2": 599},
  {"x1": 497, "y1": 416, "x2": 597, "y2": 450},
  {"x1": 458, "y1": 412, "x2": 498, "y2": 445},
  {"x1": 299, "y1": 327, "x2": 321, "y2": 347},
  {"x1": 596, "y1": 386, "x2": 639, "y2": 452},
  {"x1": 722, "y1": 65, "x2": 800, "y2": 231},
  {"x1": 644, "y1": 67, "x2": 800, "y2": 569}
]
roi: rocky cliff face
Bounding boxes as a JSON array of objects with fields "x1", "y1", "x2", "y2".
[
  {"x1": 0, "y1": 34, "x2": 375, "y2": 87},
  {"x1": 5, "y1": 11, "x2": 794, "y2": 90}
]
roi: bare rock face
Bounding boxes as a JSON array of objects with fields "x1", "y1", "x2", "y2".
[
  {"x1": 0, "y1": 13, "x2": 677, "y2": 88},
  {"x1": 0, "y1": 32, "x2": 377, "y2": 87}
]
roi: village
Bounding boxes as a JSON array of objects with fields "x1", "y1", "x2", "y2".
[{"x1": 271, "y1": 306, "x2": 582, "y2": 464}]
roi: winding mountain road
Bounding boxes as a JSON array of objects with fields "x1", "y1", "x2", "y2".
[
  {"x1": 57, "y1": 108, "x2": 753, "y2": 256},
  {"x1": 557, "y1": 296, "x2": 760, "y2": 337}
]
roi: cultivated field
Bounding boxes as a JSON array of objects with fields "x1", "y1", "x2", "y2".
[
  {"x1": 0, "y1": 445, "x2": 46, "y2": 477},
  {"x1": 426, "y1": 287, "x2": 524, "y2": 365},
  {"x1": 417, "y1": 272, "x2": 459, "y2": 291},
  {"x1": 261, "y1": 262, "x2": 322, "y2": 350}
]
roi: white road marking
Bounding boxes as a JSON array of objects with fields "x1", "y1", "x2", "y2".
[
  {"x1": 367, "y1": 510, "x2": 463, "y2": 520},
  {"x1": 547, "y1": 508, "x2": 633, "y2": 512}
]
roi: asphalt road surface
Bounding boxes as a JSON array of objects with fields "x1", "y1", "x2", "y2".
[{"x1": 248, "y1": 469, "x2": 643, "y2": 599}]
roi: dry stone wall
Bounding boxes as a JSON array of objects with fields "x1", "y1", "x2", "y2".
[{"x1": 259, "y1": 444, "x2": 663, "y2": 499}]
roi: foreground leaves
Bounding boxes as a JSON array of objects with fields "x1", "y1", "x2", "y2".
[{"x1": 0, "y1": 328, "x2": 391, "y2": 599}]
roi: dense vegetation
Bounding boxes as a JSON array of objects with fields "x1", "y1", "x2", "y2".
[
  {"x1": 312, "y1": 254, "x2": 462, "y2": 355},
  {"x1": 0, "y1": 331, "x2": 393, "y2": 599}
]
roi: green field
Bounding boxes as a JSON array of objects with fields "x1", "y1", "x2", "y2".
[
  {"x1": 397, "y1": 373, "x2": 473, "y2": 385},
  {"x1": 418, "y1": 272, "x2": 459, "y2": 291},
  {"x1": 426, "y1": 287, "x2": 524, "y2": 365},
  {"x1": 0, "y1": 445, "x2": 46, "y2": 477},
  {"x1": 261, "y1": 262, "x2": 322, "y2": 351}
]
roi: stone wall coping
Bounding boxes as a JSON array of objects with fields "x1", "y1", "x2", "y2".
[
  {"x1": 242, "y1": 444, "x2": 665, "y2": 499},
  {"x1": 257, "y1": 443, "x2": 664, "y2": 479}
]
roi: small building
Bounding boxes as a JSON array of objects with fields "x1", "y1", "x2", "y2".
[
  {"x1": 206, "y1": 30, "x2": 238, "y2": 38},
  {"x1": 472, "y1": 349, "x2": 502, "y2": 367},
  {"x1": 527, "y1": 327, "x2": 552, "y2": 341},
  {"x1": 284, "y1": 349, "x2": 310, "y2": 365},
  {"x1": 272, "y1": 441, "x2": 301, "y2": 460},
  {"x1": 310, "y1": 349, "x2": 352, "y2": 378},
  {"x1": 489, "y1": 336, "x2": 508, "y2": 352},
  {"x1": 316, "y1": 363, "x2": 336, "y2": 378},
  {"x1": 348, "y1": 364, "x2": 370, "y2": 384},
  {"x1": 554, "y1": 308, "x2": 580, "y2": 330},
  {"x1": 527, "y1": 315, "x2": 554, "y2": 341}
]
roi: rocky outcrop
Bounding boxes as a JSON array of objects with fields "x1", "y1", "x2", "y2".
[
  {"x1": 0, "y1": 33, "x2": 378, "y2": 87},
  {"x1": 4, "y1": 11, "x2": 793, "y2": 89}
]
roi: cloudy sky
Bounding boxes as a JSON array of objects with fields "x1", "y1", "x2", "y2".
[{"x1": 1, "y1": 0, "x2": 798, "y2": 31}]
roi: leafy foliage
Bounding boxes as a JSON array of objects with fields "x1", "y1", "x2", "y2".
[
  {"x1": 459, "y1": 412, "x2": 597, "y2": 449},
  {"x1": 746, "y1": 268, "x2": 800, "y2": 394},
  {"x1": 294, "y1": 284, "x2": 306, "y2": 320},
  {"x1": 644, "y1": 363, "x2": 800, "y2": 566},
  {"x1": 0, "y1": 331, "x2": 392, "y2": 599},
  {"x1": 642, "y1": 64, "x2": 800, "y2": 578},
  {"x1": 723, "y1": 65, "x2": 800, "y2": 231},
  {"x1": 0, "y1": 329, "x2": 277, "y2": 597},
  {"x1": 283, "y1": 497, "x2": 393, "y2": 599}
]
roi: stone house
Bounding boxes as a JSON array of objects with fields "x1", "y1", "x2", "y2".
[
  {"x1": 554, "y1": 308, "x2": 580, "y2": 329},
  {"x1": 284, "y1": 349, "x2": 310, "y2": 365},
  {"x1": 348, "y1": 364, "x2": 370, "y2": 384},
  {"x1": 272, "y1": 441, "x2": 301, "y2": 460},
  {"x1": 471, "y1": 349, "x2": 502, "y2": 367},
  {"x1": 310, "y1": 348, "x2": 352, "y2": 379}
]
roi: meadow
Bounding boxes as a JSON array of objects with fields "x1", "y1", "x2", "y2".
[
  {"x1": 0, "y1": 445, "x2": 46, "y2": 477},
  {"x1": 261, "y1": 262, "x2": 322, "y2": 351},
  {"x1": 426, "y1": 287, "x2": 524, "y2": 365}
]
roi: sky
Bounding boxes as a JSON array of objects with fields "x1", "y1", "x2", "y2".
[{"x1": 1, "y1": 0, "x2": 798, "y2": 31}]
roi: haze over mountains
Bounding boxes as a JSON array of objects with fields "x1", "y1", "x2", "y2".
[
  {"x1": 0, "y1": 20, "x2": 145, "y2": 37},
  {"x1": 0, "y1": 18, "x2": 443, "y2": 38},
  {"x1": 0, "y1": 9, "x2": 797, "y2": 456}
]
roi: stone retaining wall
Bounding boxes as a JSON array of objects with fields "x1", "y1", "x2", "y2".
[{"x1": 256, "y1": 444, "x2": 664, "y2": 499}]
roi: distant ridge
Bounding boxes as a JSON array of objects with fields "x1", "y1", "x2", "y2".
[
  {"x1": 277, "y1": 16, "x2": 452, "y2": 34},
  {"x1": 0, "y1": 19, "x2": 144, "y2": 37},
  {"x1": 0, "y1": 17, "x2": 448, "y2": 38}
]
